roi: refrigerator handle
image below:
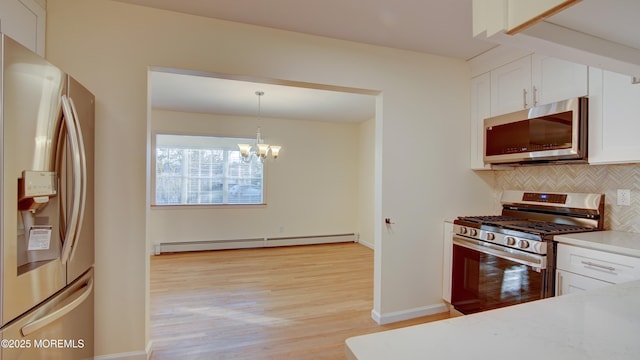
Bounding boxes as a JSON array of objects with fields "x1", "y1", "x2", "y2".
[
  {"x1": 68, "y1": 97, "x2": 87, "y2": 261},
  {"x1": 20, "y1": 277, "x2": 93, "y2": 336},
  {"x1": 60, "y1": 95, "x2": 82, "y2": 265}
]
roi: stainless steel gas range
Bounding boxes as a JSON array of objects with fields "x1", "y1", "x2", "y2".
[{"x1": 451, "y1": 190, "x2": 604, "y2": 315}]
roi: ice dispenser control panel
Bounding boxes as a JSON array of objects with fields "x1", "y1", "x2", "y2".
[
  {"x1": 18, "y1": 171, "x2": 58, "y2": 211},
  {"x1": 20, "y1": 171, "x2": 57, "y2": 197}
]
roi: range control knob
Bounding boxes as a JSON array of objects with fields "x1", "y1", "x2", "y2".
[
  {"x1": 518, "y1": 240, "x2": 530, "y2": 249},
  {"x1": 459, "y1": 226, "x2": 468, "y2": 235},
  {"x1": 486, "y1": 233, "x2": 495, "y2": 241},
  {"x1": 506, "y1": 237, "x2": 516, "y2": 246},
  {"x1": 469, "y1": 229, "x2": 478, "y2": 237}
]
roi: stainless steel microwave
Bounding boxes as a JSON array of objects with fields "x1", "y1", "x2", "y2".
[{"x1": 484, "y1": 97, "x2": 588, "y2": 165}]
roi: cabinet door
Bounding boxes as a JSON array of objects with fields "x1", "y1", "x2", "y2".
[
  {"x1": 588, "y1": 68, "x2": 640, "y2": 164},
  {"x1": 470, "y1": 73, "x2": 491, "y2": 170},
  {"x1": 556, "y1": 269, "x2": 612, "y2": 296},
  {"x1": 532, "y1": 54, "x2": 588, "y2": 106},
  {"x1": 0, "y1": 0, "x2": 45, "y2": 56},
  {"x1": 490, "y1": 56, "x2": 532, "y2": 116}
]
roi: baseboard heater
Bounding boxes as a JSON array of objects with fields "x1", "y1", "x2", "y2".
[{"x1": 154, "y1": 233, "x2": 357, "y2": 254}]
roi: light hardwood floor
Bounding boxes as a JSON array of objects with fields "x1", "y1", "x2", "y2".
[{"x1": 150, "y1": 242, "x2": 449, "y2": 359}]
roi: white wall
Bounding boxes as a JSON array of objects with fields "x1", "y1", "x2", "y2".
[
  {"x1": 46, "y1": 0, "x2": 495, "y2": 356},
  {"x1": 357, "y1": 117, "x2": 376, "y2": 248},
  {"x1": 150, "y1": 109, "x2": 361, "y2": 245}
]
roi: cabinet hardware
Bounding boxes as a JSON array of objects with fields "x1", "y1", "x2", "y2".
[
  {"x1": 581, "y1": 260, "x2": 616, "y2": 272},
  {"x1": 557, "y1": 272, "x2": 563, "y2": 296},
  {"x1": 523, "y1": 88, "x2": 528, "y2": 108}
]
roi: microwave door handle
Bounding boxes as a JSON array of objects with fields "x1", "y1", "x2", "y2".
[
  {"x1": 68, "y1": 97, "x2": 87, "y2": 261},
  {"x1": 453, "y1": 237, "x2": 544, "y2": 270},
  {"x1": 60, "y1": 95, "x2": 82, "y2": 265}
]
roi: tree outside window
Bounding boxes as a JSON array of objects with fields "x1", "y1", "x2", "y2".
[{"x1": 155, "y1": 134, "x2": 264, "y2": 205}]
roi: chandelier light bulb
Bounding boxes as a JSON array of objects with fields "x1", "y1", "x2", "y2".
[{"x1": 237, "y1": 91, "x2": 282, "y2": 162}]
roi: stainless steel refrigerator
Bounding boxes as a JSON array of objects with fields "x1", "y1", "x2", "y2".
[{"x1": 0, "y1": 34, "x2": 94, "y2": 359}]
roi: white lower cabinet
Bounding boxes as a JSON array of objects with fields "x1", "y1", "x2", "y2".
[
  {"x1": 556, "y1": 269, "x2": 612, "y2": 295},
  {"x1": 556, "y1": 243, "x2": 640, "y2": 296}
]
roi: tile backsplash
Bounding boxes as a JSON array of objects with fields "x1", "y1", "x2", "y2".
[{"x1": 492, "y1": 163, "x2": 640, "y2": 234}]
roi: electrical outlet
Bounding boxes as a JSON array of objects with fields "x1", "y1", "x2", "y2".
[{"x1": 617, "y1": 189, "x2": 631, "y2": 206}]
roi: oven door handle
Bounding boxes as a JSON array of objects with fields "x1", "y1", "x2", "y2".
[{"x1": 453, "y1": 237, "x2": 546, "y2": 270}]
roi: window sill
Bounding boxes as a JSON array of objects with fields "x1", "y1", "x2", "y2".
[{"x1": 150, "y1": 203, "x2": 267, "y2": 210}]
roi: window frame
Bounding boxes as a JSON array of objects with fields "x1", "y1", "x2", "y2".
[{"x1": 151, "y1": 132, "x2": 267, "y2": 207}]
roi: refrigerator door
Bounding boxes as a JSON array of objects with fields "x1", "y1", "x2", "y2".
[
  {"x1": 0, "y1": 268, "x2": 94, "y2": 360},
  {"x1": 1, "y1": 34, "x2": 67, "y2": 327},
  {"x1": 65, "y1": 76, "x2": 95, "y2": 283}
]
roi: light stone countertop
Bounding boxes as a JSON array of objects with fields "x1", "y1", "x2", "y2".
[
  {"x1": 555, "y1": 230, "x2": 640, "y2": 257},
  {"x1": 346, "y1": 279, "x2": 640, "y2": 360}
]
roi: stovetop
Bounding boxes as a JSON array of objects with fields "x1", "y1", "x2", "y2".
[
  {"x1": 453, "y1": 215, "x2": 599, "y2": 255},
  {"x1": 453, "y1": 191, "x2": 605, "y2": 254},
  {"x1": 455, "y1": 215, "x2": 597, "y2": 237}
]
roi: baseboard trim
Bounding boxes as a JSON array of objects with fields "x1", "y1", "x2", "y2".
[
  {"x1": 93, "y1": 350, "x2": 148, "y2": 360},
  {"x1": 154, "y1": 233, "x2": 357, "y2": 254},
  {"x1": 371, "y1": 302, "x2": 448, "y2": 325},
  {"x1": 93, "y1": 341, "x2": 151, "y2": 360},
  {"x1": 356, "y1": 239, "x2": 374, "y2": 249},
  {"x1": 146, "y1": 340, "x2": 153, "y2": 360}
]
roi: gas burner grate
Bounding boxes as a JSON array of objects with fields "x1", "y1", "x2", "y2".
[
  {"x1": 457, "y1": 215, "x2": 522, "y2": 223},
  {"x1": 503, "y1": 222, "x2": 596, "y2": 235}
]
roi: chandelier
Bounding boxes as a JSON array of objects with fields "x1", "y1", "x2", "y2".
[{"x1": 238, "y1": 91, "x2": 281, "y2": 163}]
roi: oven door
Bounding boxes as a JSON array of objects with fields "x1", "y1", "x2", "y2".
[{"x1": 451, "y1": 235, "x2": 551, "y2": 315}]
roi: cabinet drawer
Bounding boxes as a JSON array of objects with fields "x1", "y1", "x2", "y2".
[{"x1": 556, "y1": 243, "x2": 640, "y2": 284}]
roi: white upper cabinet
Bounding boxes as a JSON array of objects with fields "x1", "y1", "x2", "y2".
[
  {"x1": 588, "y1": 68, "x2": 640, "y2": 165},
  {"x1": 0, "y1": 0, "x2": 45, "y2": 56},
  {"x1": 532, "y1": 54, "x2": 588, "y2": 106},
  {"x1": 490, "y1": 56, "x2": 532, "y2": 116},
  {"x1": 470, "y1": 73, "x2": 492, "y2": 170},
  {"x1": 490, "y1": 54, "x2": 588, "y2": 117}
]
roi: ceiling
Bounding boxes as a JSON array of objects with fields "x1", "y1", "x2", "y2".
[
  {"x1": 117, "y1": 0, "x2": 639, "y2": 122},
  {"x1": 116, "y1": 0, "x2": 492, "y2": 60},
  {"x1": 122, "y1": 0, "x2": 494, "y2": 122},
  {"x1": 150, "y1": 70, "x2": 378, "y2": 123}
]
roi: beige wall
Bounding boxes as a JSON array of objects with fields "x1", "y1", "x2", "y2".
[
  {"x1": 46, "y1": 0, "x2": 494, "y2": 356},
  {"x1": 150, "y1": 109, "x2": 363, "y2": 245}
]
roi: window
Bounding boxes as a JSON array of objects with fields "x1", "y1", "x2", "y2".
[{"x1": 154, "y1": 134, "x2": 264, "y2": 205}]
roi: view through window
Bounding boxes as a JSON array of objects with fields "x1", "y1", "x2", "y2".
[{"x1": 155, "y1": 134, "x2": 264, "y2": 205}]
